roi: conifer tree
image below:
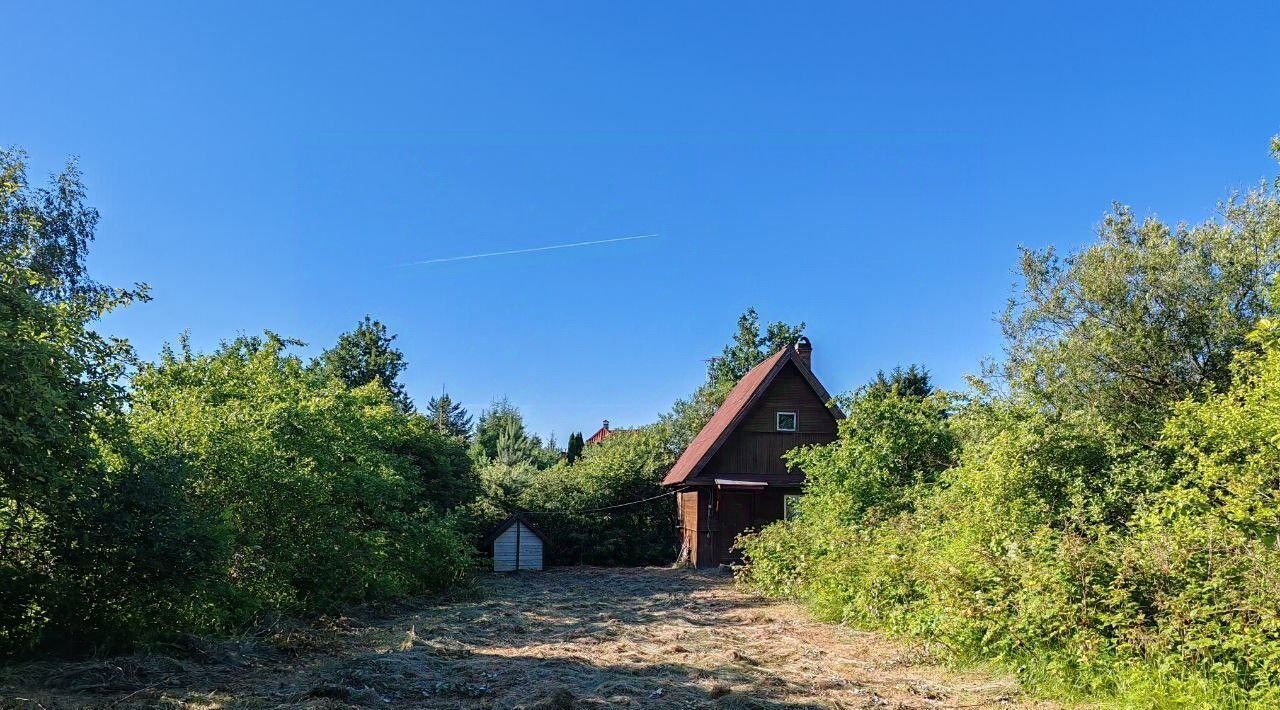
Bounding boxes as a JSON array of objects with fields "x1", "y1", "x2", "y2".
[
  {"x1": 317, "y1": 316, "x2": 414, "y2": 412},
  {"x1": 425, "y1": 392, "x2": 472, "y2": 439},
  {"x1": 566, "y1": 432, "x2": 585, "y2": 463}
]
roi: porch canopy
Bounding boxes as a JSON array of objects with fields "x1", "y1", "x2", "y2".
[{"x1": 713, "y1": 478, "x2": 768, "y2": 489}]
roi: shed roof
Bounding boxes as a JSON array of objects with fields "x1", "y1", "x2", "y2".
[
  {"x1": 661, "y1": 345, "x2": 842, "y2": 487},
  {"x1": 481, "y1": 512, "x2": 551, "y2": 548}
]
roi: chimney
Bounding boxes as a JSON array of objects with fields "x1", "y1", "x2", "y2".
[{"x1": 795, "y1": 336, "x2": 813, "y2": 369}]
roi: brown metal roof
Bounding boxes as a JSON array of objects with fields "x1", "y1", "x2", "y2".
[{"x1": 661, "y1": 345, "x2": 841, "y2": 487}]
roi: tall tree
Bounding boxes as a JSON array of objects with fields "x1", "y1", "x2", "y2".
[
  {"x1": 495, "y1": 416, "x2": 534, "y2": 466},
  {"x1": 660, "y1": 308, "x2": 807, "y2": 453},
  {"x1": 0, "y1": 149, "x2": 122, "y2": 304},
  {"x1": 566, "y1": 432, "x2": 585, "y2": 463},
  {"x1": 1001, "y1": 194, "x2": 1280, "y2": 443},
  {"x1": 317, "y1": 316, "x2": 414, "y2": 412},
  {"x1": 866, "y1": 364, "x2": 933, "y2": 399},
  {"x1": 1, "y1": 151, "x2": 167, "y2": 656},
  {"x1": 473, "y1": 397, "x2": 526, "y2": 462},
  {"x1": 424, "y1": 392, "x2": 472, "y2": 439},
  {"x1": 706, "y1": 307, "x2": 806, "y2": 391}
]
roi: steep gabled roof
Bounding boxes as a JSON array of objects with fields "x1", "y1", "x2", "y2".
[
  {"x1": 662, "y1": 346, "x2": 842, "y2": 487},
  {"x1": 480, "y1": 512, "x2": 551, "y2": 549}
]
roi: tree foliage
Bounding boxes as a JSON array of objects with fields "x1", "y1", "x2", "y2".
[
  {"x1": 495, "y1": 415, "x2": 535, "y2": 465},
  {"x1": 1001, "y1": 196, "x2": 1280, "y2": 443},
  {"x1": 470, "y1": 397, "x2": 559, "y2": 469},
  {"x1": 0, "y1": 148, "x2": 124, "y2": 303},
  {"x1": 865, "y1": 364, "x2": 933, "y2": 399},
  {"x1": 790, "y1": 378, "x2": 957, "y2": 525},
  {"x1": 0, "y1": 151, "x2": 161, "y2": 655},
  {"x1": 741, "y1": 142, "x2": 1280, "y2": 705},
  {"x1": 0, "y1": 153, "x2": 473, "y2": 657},
  {"x1": 127, "y1": 334, "x2": 472, "y2": 623},
  {"x1": 425, "y1": 392, "x2": 472, "y2": 439},
  {"x1": 472, "y1": 398, "x2": 524, "y2": 462},
  {"x1": 565, "y1": 432, "x2": 585, "y2": 464},
  {"x1": 706, "y1": 307, "x2": 806, "y2": 392},
  {"x1": 660, "y1": 309, "x2": 807, "y2": 455},
  {"x1": 317, "y1": 315, "x2": 414, "y2": 412},
  {"x1": 518, "y1": 427, "x2": 676, "y2": 565}
]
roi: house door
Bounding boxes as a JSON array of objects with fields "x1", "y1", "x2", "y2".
[{"x1": 716, "y1": 491, "x2": 756, "y2": 563}]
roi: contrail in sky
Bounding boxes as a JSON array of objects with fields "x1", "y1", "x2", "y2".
[{"x1": 398, "y1": 233, "x2": 658, "y2": 266}]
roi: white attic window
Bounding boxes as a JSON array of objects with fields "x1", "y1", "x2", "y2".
[{"x1": 776, "y1": 412, "x2": 797, "y2": 432}]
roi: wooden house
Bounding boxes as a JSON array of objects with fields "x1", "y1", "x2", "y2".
[
  {"x1": 662, "y1": 337, "x2": 842, "y2": 568},
  {"x1": 483, "y1": 513, "x2": 549, "y2": 572}
]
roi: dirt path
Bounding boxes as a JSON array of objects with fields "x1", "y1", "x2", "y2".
[{"x1": 2, "y1": 567, "x2": 1052, "y2": 709}]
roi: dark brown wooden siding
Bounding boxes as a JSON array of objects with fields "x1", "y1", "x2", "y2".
[
  {"x1": 753, "y1": 489, "x2": 787, "y2": 527},
  {"x1": 700, "y1": 362, "x2": 838, "y2": 477},
  {"x1": 676, "y1": 488, "x2": 716, "y2": 567},
  {"x1": 738, "y1": 362, "x2": 838, "y2": 434},
  {"x1": 679, "y1": 490, "x2": 697, "y2": 526},
  {"x1": 704, "y1": 431, "x2": 832, "y2": 475}
]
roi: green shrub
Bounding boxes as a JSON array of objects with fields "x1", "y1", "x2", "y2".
[
  {"x1": 35, "y1": 451, "x2": 234, "y2": 653},
  {"x1": 741, "y1": 155, "x2": 1280, "y2": 706},
  {"x1": 2, "y1": 152, "x2": 476, "y2": 658},
  {"x1": 1, "y1": 152, "x2": 167, "y2": 656},
  {"x1": 125, "y1": 333, "x2": 474, "y2": 621},
  {"x1": 518, "y1": 427, "x2": 676, "y2": 566}
]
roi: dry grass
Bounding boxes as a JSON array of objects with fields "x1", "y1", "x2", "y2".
[{"x1": 0, "y1": 567, "x2": 1056, "y2": 709}]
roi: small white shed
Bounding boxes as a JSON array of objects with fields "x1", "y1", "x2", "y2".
[{"x1": 484, "y1": 513, "x2": 548, "y2": 572}]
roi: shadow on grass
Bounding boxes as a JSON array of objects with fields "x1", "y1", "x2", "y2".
[{"x1": 1, "y1": 567, "x2": 828, "y2": 709}]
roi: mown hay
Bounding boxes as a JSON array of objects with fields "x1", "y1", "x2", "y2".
[{"x1": 0, "y1": 567, "x2": 1050, "y2": 709}]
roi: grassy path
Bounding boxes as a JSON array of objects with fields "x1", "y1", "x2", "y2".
[{"x1": 2, "y1": 567, "x2": 1051, "y2": 709}]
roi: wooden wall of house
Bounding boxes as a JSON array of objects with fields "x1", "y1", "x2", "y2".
[
  {"x1": 703, "y1": 362, "x2": 838, "y2": 477},
  {"x1": 738, "y1": 362, "x2": 839, "y2": 434},
  {"x1": 678, "y1": 486, "x2": 803, "y2": 568},
  {"x1": 706, "y1": 431, "x2": 833, "y2": 475},
  {"x1": 753, "y1": 488, "x2": 789, "y2": 526},
  {"x1": 677, "y1": 488, "x2": 716, "y2": 568}
]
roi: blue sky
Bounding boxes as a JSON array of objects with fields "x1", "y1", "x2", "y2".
[{"x1": 6, "y1": 2, "x2": 1280, "y2": 441}]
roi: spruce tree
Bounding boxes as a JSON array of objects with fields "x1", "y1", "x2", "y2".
[
  {"x1": 317, "y1": 316, "x2": 414, "y2": 412},
  {"x1": 425, "y1": 393, "x2": 472, "y2": 439}
]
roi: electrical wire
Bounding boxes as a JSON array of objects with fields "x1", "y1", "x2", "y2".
[{"x1": 521, "y1": 489, "x2": 677, "y2": 516}]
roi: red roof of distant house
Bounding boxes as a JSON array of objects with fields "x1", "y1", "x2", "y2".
[
  {"x1": 586, "y1": 420, "x2": 613, "y2": 444},
  {"x1": 661, "y1": 345, "x2": 841, "y2": 487}
]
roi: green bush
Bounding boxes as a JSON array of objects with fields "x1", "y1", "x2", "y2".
[
  {"x1": 741, "y1": 149, "x2": 1280, "y2": 706},
  {"x1": 2, "y1": 163, "x2": 477, "y2": 655},
  {"x1": 740, "y1": 392, "x2": 1265, "y2": 703},
  {"x1": 1, "y1": 151, "x2": 182, "y2": 656},
  {"x1": 519, "y1": 427, "x2": 676, "y2": 566},
  {"x1": 125, "y1": 333, "x2": 474, "y2": 622},
  {"x1": 35, "y1": 450, "x2": 233, "y2": 654}
]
